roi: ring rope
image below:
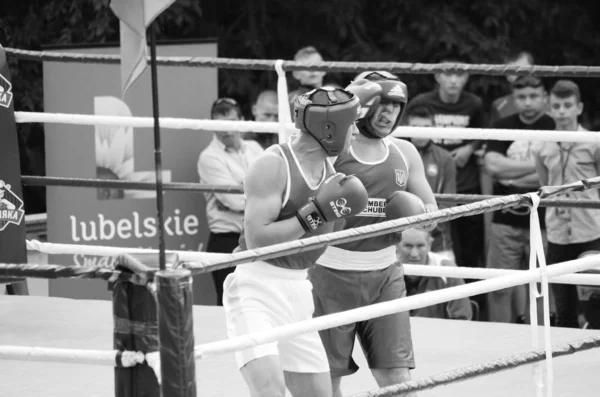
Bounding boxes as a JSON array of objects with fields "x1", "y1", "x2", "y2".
[
  {"x1": 183, "y1": 195, "x2": 525, "y2": 273},
  {"x1": 2, "y1": 256, "x2": 599, "y2": 367},
  {"x1": 21, "y1": 176, "x2": 244, "y2": 194},
  {"x1": 24, "y1": 239, "x2": 223, "y2": 262},
  {"x1": 183, "y1": 178, "x2": 600, "y2": 275},
  {"x1": 20, "y1": 175, "x2": 600, "y2": 209},
  {"x1": 193, "y1": 253, "x2": 600, "y2": 359},
  {"x1": 0, "y1": 345, "x2": 138, "y2": 367},
  {"x1": 0, "y1": 346, "x2": 162, "y2": 383},
  {"x1": 17, "y1": 177, "x2": 600, "y2": 276},
  {"x1": 4, "y1": 261, "x2": 600, "y2": 287},
  {"x1": 0, "y1": 263, "x2": 152, "y2": 285},
  {"x1": 401, "y1": 264, "x2": 600, "y2": 286},
  {"x1": 348, "y1": 336, "x2": 600, "y2": 397},
  {"x1": 13, "y1": 111, "x2": 600, "y2": 144},
  {"x1": 6, "y1": 47, "x2": 600, "y2": 77},
  {"x1": 526, "y1": 193, "x2": 553, "y2": 397}
]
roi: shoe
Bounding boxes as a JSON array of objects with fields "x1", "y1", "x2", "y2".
[{"x1": 515, "y1": 315, "x2": 526, "y2": 324}]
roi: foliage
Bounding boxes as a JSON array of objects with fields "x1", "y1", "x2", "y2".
[{"x1": 2, "y1": 0, "x2": 600, "y2": 212}]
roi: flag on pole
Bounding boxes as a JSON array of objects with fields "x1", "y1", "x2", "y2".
[{"x1": 110, "y1": 0, "x2": 176, "y2": 96}]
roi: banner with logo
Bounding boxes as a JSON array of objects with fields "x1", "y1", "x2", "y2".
[
  {"x1": 0, "y1": 45, "x2": 28, "y2": 292},
  {"x1": 44, "y1": 41, "x2": 218, "y2": 303}
]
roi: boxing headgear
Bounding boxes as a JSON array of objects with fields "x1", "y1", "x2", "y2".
[
  {"x1": 294, "y1": 87, "x2": 361, "y2": 156},
  {"x1": 349, "y1": 71, "x2": 408, "y2": 139}
]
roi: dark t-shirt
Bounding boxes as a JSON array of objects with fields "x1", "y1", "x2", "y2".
[
  {"x1": 405, "y1": 90, "x2": 484, "y2": 192},
  {"x1": 486, "y1": 114, "x2": 556, "y2": 228}
]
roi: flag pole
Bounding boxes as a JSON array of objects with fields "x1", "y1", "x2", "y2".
[{"x1": 148, "y1": 26, "x2": 167, "y2": 272}]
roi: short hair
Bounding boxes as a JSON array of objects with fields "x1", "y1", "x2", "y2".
[
  {"x1": 550, "y1": 80, "x2": 581, "y2": 102},
  {"x1": 437, "y1": 56, "x2": 469, "y2": 75},
  {"x1": 505, "y1": 50, "x2": 535, "y2": 64},
  {"x1": 210, "y1": 97, "x2": 242, "y2": 119},
  {"x1": 438, "y1": 55, "x2": 469, "y2": 64},
  {"x1": 294, "y1": 46, "x2": 321, "y2": 61},
  {"x1": 405, "y1": 105, "x2": 433, "y2": 120},
  {"x1": 511, "y1": 76, "x2": 544, "y2": 90}
]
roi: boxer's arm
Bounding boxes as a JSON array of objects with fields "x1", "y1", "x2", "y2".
[
  {"x1": 243, "y1": 152, "x2": 306, "y2": 249},
  {"x1": 393, "y1": 139, "x2": 437, "y2": 212}
]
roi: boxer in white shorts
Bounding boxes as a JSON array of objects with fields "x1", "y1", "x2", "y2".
[{"x1": 223, "y1": 86, "x2": 374, "y2": 397}]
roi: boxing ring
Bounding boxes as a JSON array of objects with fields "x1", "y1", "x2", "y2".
[{"x1": 2, "y1": 47, "x2": 600, "y2": 397}]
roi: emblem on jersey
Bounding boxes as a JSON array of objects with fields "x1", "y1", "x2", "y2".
[
  {"x1": 0, "y1": 74, "x2": 14, "y2": 109},
  {"x1": 427, "y1": 164, "x2": 438, "y2": 177},
  {"x1": 395, "y1": 169, "x2": 407, "y2": 187},
  {"x1": 330, "y1": 198, "x2": 352, "y2": 217},
  {"x1": 0, "y1": 180, "x2": 25, "y2": 231}
]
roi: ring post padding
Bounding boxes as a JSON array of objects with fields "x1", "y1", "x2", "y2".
[
  {"x1": 155, "y1": 268, "x2": 196, "y2": 397},
  {"x1": 111, "y1": 254, "x2": 160, "y2": 397}
]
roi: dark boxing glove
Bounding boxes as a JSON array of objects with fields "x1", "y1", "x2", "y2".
[
  {"x1": 345, "y1": 79, "x2": 382, "y2": 120},
  {"x1": 386, "y1": 190, "x2": 436, "y2": 231},
  {"x1": 296, "y1": 173, "x2": 368, "y2": 232},
  {"x1": 385, "y1": 190, "x2": 427, "y2": 220}
]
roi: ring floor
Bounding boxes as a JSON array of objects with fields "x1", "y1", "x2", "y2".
[{"x1": 1, "y1": 295, "x2": 599, "y2": 397}]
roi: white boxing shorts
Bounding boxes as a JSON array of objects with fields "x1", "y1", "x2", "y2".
[{"x1": 223, "y1": 261, "x2": 330, "y2": 373}]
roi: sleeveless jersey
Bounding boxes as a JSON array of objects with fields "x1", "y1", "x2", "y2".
[
  {"x1": 335, "y1": 138, "x2": 409, "y2": 252},
  {"x1": 238, "y1": 143, "x2": 336, "y2": 269}
]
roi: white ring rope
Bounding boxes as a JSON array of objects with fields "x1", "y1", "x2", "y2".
[
  {"x1": 25, "y1": 239, "x2": 224, "y2": 263},
  {"x1": 0, "y1": 346, "x2": 162, "y2": 383},
  {"x1": 193, "y1": 253, "x2": 600, "y2": 360},
  {"x1": 527, "y1": 193, "x2": 553, "y2": 397},
  {"x1": 0, "y1": 345, "x2": 120, "y2": 365},
  {"x1": 3, "y1": 254, "x2": 599, "y2": 368},
  {"x1": 14, "y1": 111, "x2": 600, "y2": 143},
  {"x1": 274, "y1": 58, "x2": 294, "y2": 144},
  {"x1": 24, "y1": 239, "x2": 600, "y2": 285},
  {"x1": 402, "y1": 264, "x2": 600, "y2": 286}
]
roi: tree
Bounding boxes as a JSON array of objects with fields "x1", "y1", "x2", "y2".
[{"x1": 3, "y1": 0, "x2": 600, "y2": 212}]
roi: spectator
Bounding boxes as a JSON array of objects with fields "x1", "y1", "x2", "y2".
[
  {"x1": 576, "y1": 251, "x2": 600, "y2": 329},
  {"x1": 288, "y1": 46, "x2": 326, "y2": 117},
  {"x1": 246, "y1": 90, "x2": 279, "y2": 149},
  {"x1": 197, "y1": 97, "x2": 264, "y2": 306},
  {"x1": 404, "y1": 57, "x2": 486, "y2": 275},
  {"x1": 489, "y1": 51, "x2": 536, "y2": 125},
  {"x1": 399, "y1": 228, "x2": 472, "y2": 320},
  {"x1": 402, "y1": 105, "x2": 456, "y2": 261},
  {"x1": 533, "y1": 80, "x2": 600, "y2": 328},
  {"x1": 484, "y1": 76, "x2": 555, "y2": 324}
]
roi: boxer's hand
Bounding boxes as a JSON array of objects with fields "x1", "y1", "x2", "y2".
[
  {"x1": 385, "y1": 191, "x2": 436, "y2": 231},
  {"x1": 345, "y1": 79, "x2": 382, "y2": 119},
  {"x1": 296, "y1": 173, "x2": 368, "y2": 232}
]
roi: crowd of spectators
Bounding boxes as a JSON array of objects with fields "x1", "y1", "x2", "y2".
[{"x1": 197, "y1": 46, "x2": 600, "y2": 329}]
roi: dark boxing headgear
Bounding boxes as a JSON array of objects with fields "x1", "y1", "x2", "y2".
[
  {"x1": 347, "y1": 71, "x2": 408, "y2": 139},
  {"x1": 294, "y1": 87, "x2": 361, "y2": 156}
]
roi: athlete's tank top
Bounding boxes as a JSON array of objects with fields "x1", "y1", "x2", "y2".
[
  {"x1": 237, "y1": 143, "x2": 336, "y2": 270},
  {"x1": 334, "y1": 138, "x2": 409, "y2": 252}
]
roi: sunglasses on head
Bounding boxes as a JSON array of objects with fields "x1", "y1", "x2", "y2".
[{"x1": 512, "y1": 76, "x2": 543, "y2": 89}]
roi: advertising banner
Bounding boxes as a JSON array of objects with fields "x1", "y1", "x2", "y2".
[
  {"x1": 44, "y1": 40, "x2": 218, "y2": 303},
  {"x1": 0, "y1": 45, "x2": 28, "y2": 293}
]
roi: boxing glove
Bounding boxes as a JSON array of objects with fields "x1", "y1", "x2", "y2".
[
  {"x1": 386, "y1": 191, "x2": 437, "y2": 231},
  {"x1": 345, "y1": 79, "x2": 382, "y2": 120},
  {"x1": 385, "y1": 191, "x2": 427, "y2": 220},
  {"x1": 296, "y1": 173, "x2": 368, "y2": 232}
]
